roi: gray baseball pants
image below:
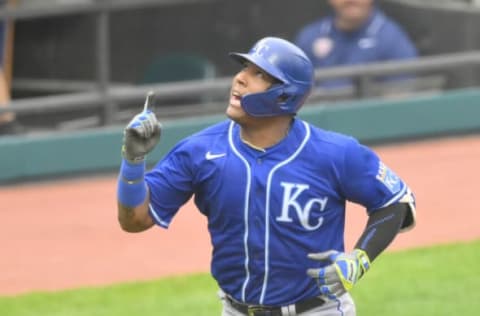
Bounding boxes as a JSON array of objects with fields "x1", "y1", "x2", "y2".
[{"x1": 219, "y1": 292, "x2": 356, "y2": 316}]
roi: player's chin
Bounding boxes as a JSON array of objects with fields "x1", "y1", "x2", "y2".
[{"x1": 226, "y1": 104, "x2": 247, "y2": 121}]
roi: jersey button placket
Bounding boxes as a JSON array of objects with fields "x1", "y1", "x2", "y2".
[{"x1": 248, "y1": 155, "x2": 268, "y2": 294}]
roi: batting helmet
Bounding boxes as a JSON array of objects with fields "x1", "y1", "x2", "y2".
[{"x1": 229, "y1": 37, "x2": 314, "y2": 117}]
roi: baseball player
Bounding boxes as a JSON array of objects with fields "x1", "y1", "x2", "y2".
[{"x1": 117, "y1": 37, "x2": 416, "y2": 316}]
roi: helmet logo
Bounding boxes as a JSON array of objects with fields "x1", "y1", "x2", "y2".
[{"x1": 252, "y1": 43, "x2": 270, "y2": 57}]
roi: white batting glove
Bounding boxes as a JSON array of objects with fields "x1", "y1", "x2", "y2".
[
  {"x1": 122, "y1": 91, "x2": 162, "y2": 163},
  {"x1": 307, "y1": 249, "x2": 371, "y2": 300}
]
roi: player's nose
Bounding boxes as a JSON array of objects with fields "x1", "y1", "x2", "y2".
[{"x1": 233, "y1": 69, "x2": 248, "y2": 87}]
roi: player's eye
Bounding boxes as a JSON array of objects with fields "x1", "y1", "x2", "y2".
[
  {"x1": 255, "y1": 70, "x2": 267, "y2": 79},
  {"x1": 254, "y1": 68, "x2": 275, "y2": 82}
]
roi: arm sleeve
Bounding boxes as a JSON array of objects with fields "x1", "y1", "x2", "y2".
[
  {"x1": 341, "y1": 139, "x2": 417, "y2": 246},
  {"x1": 354, "y1": 203, "x2": 408, "y2": 261}
]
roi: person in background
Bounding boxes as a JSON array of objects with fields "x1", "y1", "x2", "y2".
[{"x1": 294, "y1": 0, "x2": 418, "y2": 89}]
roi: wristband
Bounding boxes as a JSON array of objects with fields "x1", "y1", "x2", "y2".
[
  {"x1": 117, "y1": 159, "x2": 147, "y2": 207},
  {"x1": 122, "y1": 145, "x2": 145, "y2": 164}
]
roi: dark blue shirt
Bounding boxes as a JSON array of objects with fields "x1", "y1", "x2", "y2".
[{"x1": 294, "y1": 9, "x2": 418, "y2": 88}]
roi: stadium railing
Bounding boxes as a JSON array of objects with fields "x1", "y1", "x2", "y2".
[{"x1": 1, "y1": 0, "x2": 480, "y2": 131}]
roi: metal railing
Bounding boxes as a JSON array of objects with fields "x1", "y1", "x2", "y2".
[
  {"x1": 4, "y1": 50, "x2": 480, "y2": 112},
  {"x1": 0, "y1": 0, "x2": 216, "y2": 124},
  {"x1": 0, "y1": 0, "x2": 214, "y2": 20},
  {"x1": 388, "y1": 0, "x2": 480, "y2": 12}
]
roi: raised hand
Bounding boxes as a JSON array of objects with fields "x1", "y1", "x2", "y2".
[
  {"x1": 122, "y1": 91, "x2": 162, "y2": 163},
  {"x1": 307, "y1": 249, "x2": 371, "y2": 300}
]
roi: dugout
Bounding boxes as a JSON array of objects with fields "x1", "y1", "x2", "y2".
[
  {"x1": 1, "y1": 0, "x2": 480, "y2": 133},
  {"x1": 10, "y1": 0, "x2": 480, "y2": 91}
]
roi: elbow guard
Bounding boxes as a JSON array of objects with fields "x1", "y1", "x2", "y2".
[{"x1": 398, "y1": 186, "x2": 416, "y2": 232}]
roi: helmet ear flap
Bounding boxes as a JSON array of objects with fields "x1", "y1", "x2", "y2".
[
  {"x1": 277, "y1": 83, "x2": 299, "y2": 104},
  {"x1": 273, "y1": 85, "x2": 289, "y2": 104},
  {"x1": 276, "y1": 92, "x2": 290, "y2": 104}
]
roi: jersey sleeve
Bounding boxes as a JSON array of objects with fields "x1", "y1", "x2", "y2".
[
  {"x1": 340, "y1": 139, "x2": 410, "y2": 213},
  {"x1": 145, "y1": 141, "x2": 194, "y2": 228}
]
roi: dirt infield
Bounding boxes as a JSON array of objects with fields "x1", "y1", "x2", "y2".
[{"x1": 1, "y1": 134, "x2": 479, "y2": 296}]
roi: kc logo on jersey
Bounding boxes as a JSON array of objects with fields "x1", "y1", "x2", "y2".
[{"x1": 276, "y1": 182, "x2": 328, "y2": 231}]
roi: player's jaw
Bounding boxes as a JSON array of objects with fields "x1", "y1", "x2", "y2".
[{"x1": 226, "y1": 88, "x2": 248, "y2": 121}]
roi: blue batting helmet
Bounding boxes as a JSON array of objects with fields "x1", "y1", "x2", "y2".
[{"x1": 229, "y1": 37, "x2": 314, "y2": 117}]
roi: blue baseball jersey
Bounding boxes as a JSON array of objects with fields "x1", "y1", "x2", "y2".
[
  {"x1": 294, "y1": 8, "x2": 418, "y2": 88},
  {"x1": 145, "y1": 118, "x2": 410, "y2": 306}
]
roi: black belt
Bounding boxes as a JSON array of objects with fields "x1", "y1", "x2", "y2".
[{"x1": 226, "y1": 295, "x2": 325, "y2": 316}]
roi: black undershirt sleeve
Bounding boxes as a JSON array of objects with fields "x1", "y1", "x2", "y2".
[{"x1": 354, "y1": 203, "x2": 408, "y2": 261}]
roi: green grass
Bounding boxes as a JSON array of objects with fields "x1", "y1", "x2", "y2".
[
  {"x1": 1, "y1": 240, "x2": 479, "y2": 316},
  {"x1": 352, "y1": 240, "x2": 480, "y2": 315},
  {"x1": 0, "y1": 274, "x2": 220, "y2": 316}
]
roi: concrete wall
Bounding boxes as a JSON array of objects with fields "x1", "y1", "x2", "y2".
[{"x1": 1, "y1": 88, "x2": 479, "y2": 184}]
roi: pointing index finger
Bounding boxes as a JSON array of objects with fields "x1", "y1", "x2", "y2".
[{"x1": 143, "y1": 91, "x2": 155, "y2": 113}]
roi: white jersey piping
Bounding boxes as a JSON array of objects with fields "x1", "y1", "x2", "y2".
[
  {"x1": 259, "y1": 121, "x2": 311, "y2": 304},
  {"x1": 228, "y1": 121, "x2": 253, "y2": 302}
]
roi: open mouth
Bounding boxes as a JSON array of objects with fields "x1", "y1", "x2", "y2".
[
  {"x1": 230, "y1": 91, "x2": 242, "y2": 106},
  {"x1": 232, "y1": 91, "x2": 242, "y2": 99}
]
